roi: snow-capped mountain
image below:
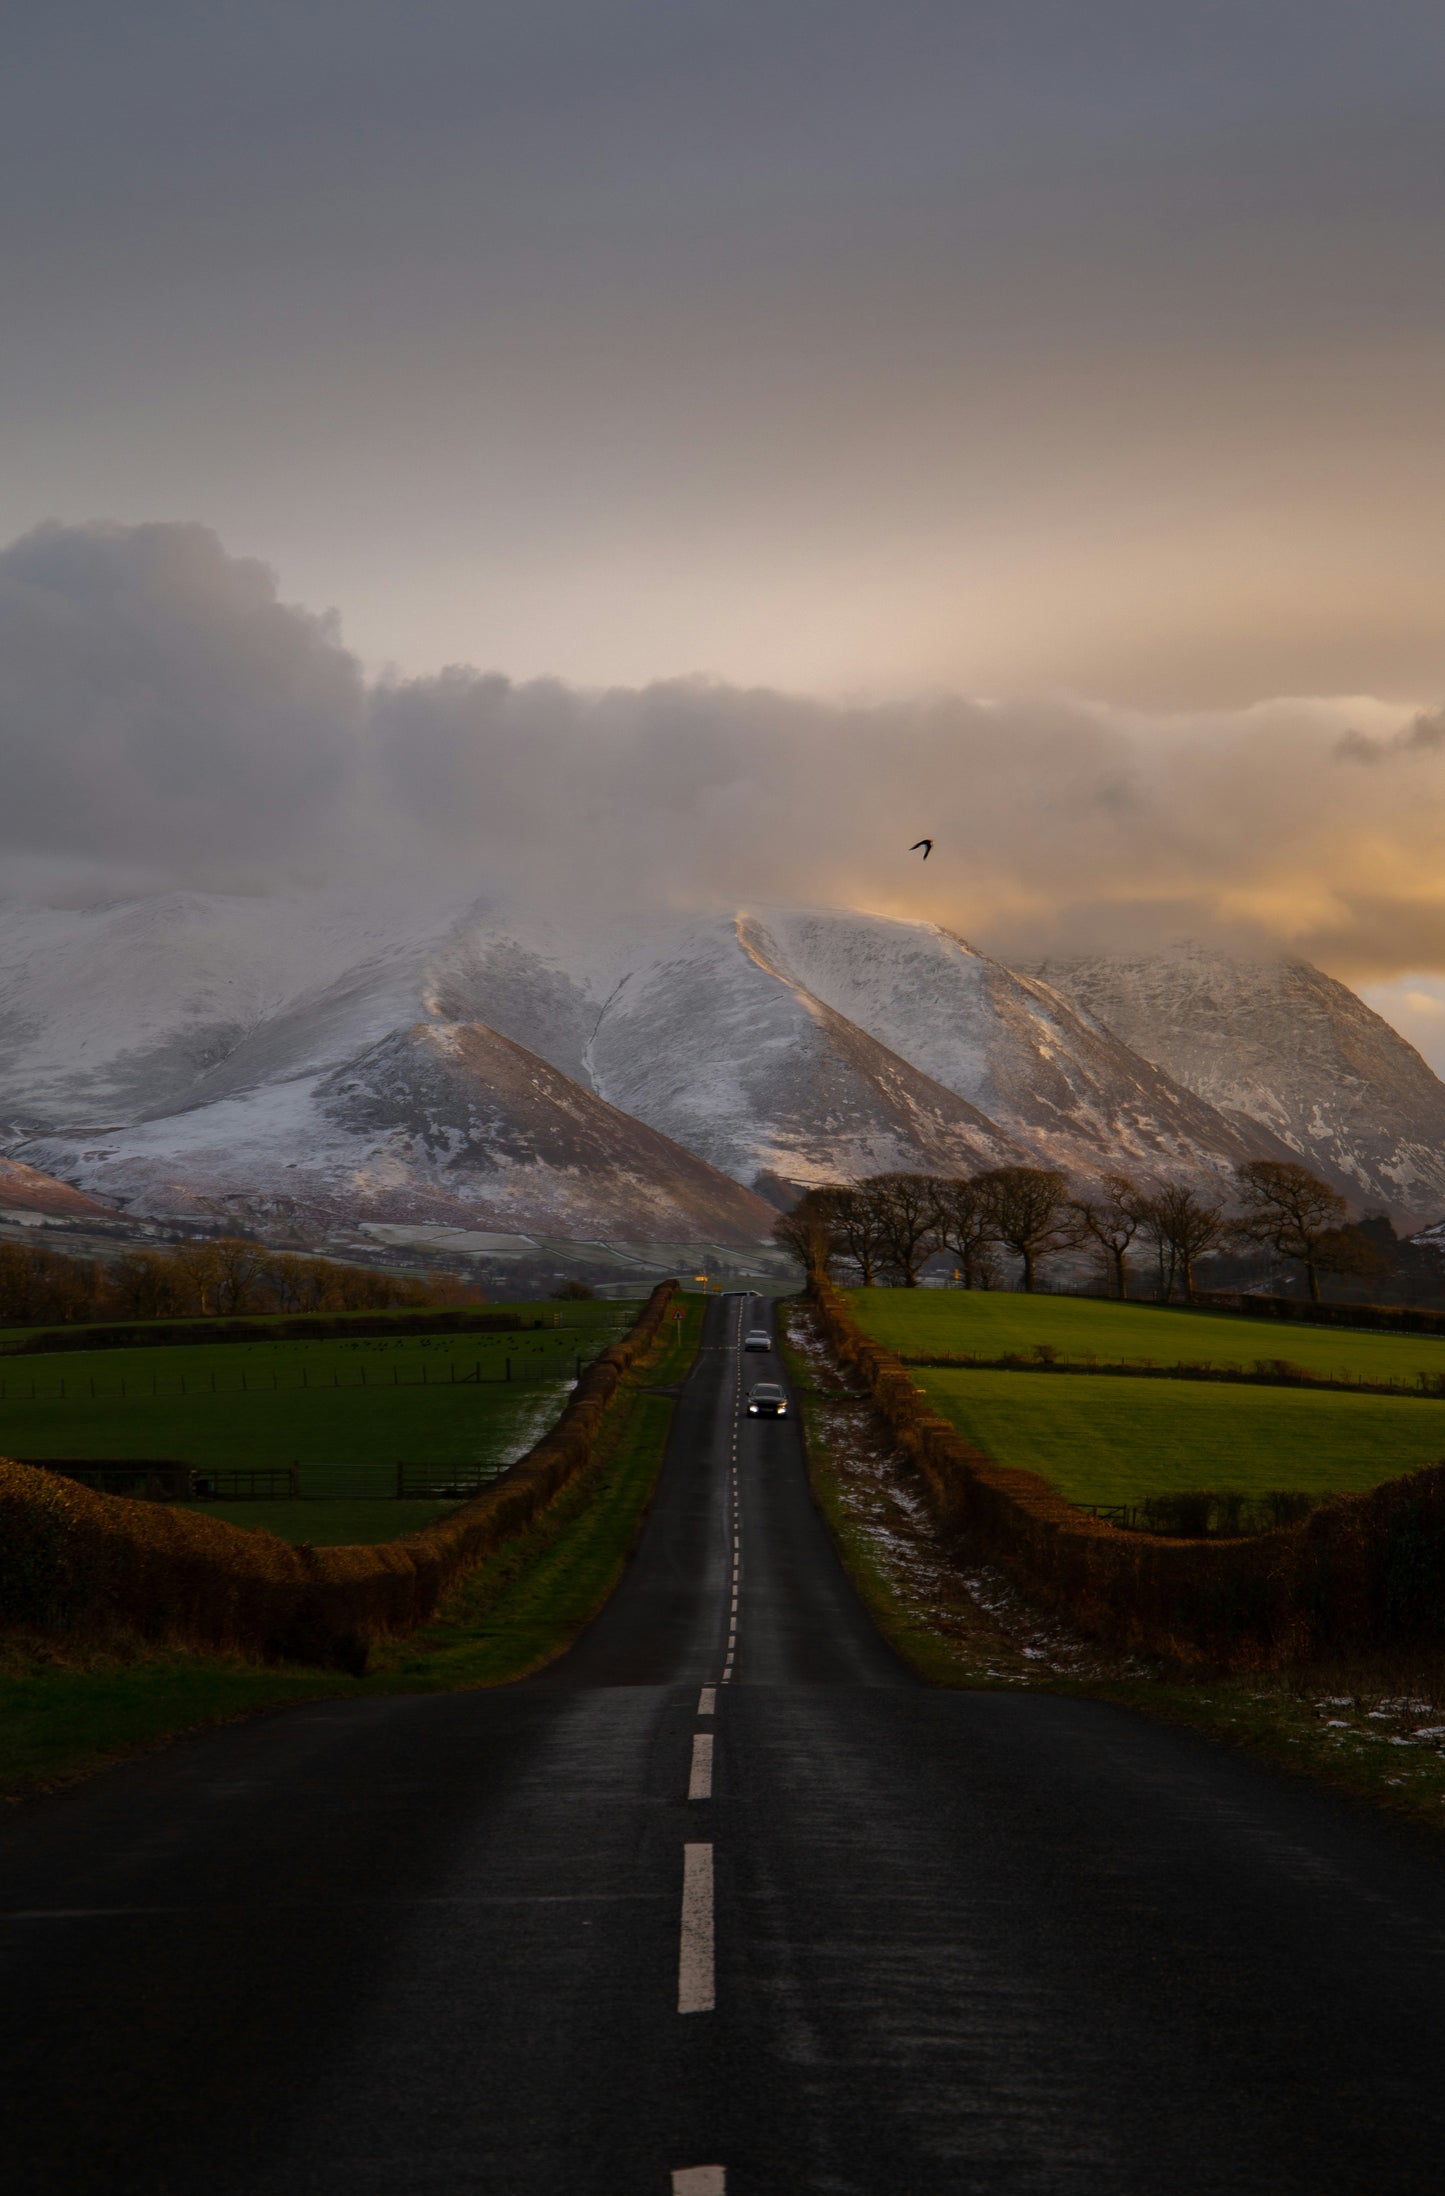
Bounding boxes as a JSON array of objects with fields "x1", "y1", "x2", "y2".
[
  {"x1": 19, "y1": 1017, "x2": 774, "y2": 1244},
  {"x1": 752, "y1": 910, "x2": 1285, "y2": 1189},
  {"x1": 1029, "y1": 942, "x2": 1445, "y2": 1222},
  {"x1": 2, "y1": 891, "x2": 1440, "y2": 1244},
  {"x1": 0, "y1": 892, "x2": 774, "y2": 1243},
  {"x1": 583, "y1": 913, "x2": 1029, "y2": 1198}
]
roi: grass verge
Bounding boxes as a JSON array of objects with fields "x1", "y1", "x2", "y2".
[{"x1": 0, "y1": 1297, "x2": 704, "y2": 1803}]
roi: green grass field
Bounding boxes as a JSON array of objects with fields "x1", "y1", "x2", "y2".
[
  {"x1": 0, "y1": 1316, "x2": 635, "y2": 1476},
  {"x1": 176, "y1": 1498, "x2": 462, "y2": 1544},
  {"x1": 846, "y1": 1287, "x2": 1445, "y2": 1387},
  {"x1": 0, "y1": 1294, "x2": 706, "y2": 1797},
  {"x1": 920, "y1": 1367, "x2": 1445, "y2": 1506}
]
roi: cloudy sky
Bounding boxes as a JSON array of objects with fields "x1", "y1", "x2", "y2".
[{"x1": 4, "y1": 5, "x2": 1445, "y2": 1054}]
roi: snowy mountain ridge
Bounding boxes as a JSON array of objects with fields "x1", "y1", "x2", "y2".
[
  {"x1": 1, "y1": 892, "x2": 1440, "y2": 1245},
  {"x1": 1029, "y1": 941, "x2": 1445, "y2": 1224}
]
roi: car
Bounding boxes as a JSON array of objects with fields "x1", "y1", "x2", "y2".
[
  {"x1": 743, "y1": 1327, "x2": 772, "y2": 1352},
  {"x1": 747, "y1": 1382, "x2": 787, "y2": 1417}
]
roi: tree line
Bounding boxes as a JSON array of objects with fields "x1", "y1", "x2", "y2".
[
  {"x1": 773, "y1": 1160, "x2": 1400, "y2": 1304},
  {"x1": 0, "y1": 1236, "x2": 482, "y2": 1328}
]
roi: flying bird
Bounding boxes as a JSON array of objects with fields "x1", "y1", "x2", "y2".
[{"x1": 910, "y1": 838, "x2": 933, "y2": 859}]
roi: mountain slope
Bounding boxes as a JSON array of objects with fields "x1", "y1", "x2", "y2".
[
  {"x1": 0, "y1": 1155, "x2": 115, "y2": 1220},
  {"x1": 6, "y1": 891, "x2": 1442, "y2": 1242},
  {"x1": 756, "y1": 908, "x2": 1287, "y2": 1189},
  {"x1": 1030, "y1": 942, "x2": 1445, "y2": 1221},
  {"x1": 20, "y1": 1019, "x2": 776, "y2": 1244},
  {"x1": 584, "y1": 914, "x2": 1028, "y2": 1199}
]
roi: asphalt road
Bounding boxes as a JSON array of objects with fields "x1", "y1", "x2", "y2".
[{"x1": 6, "y1": 1294, "x2": 1445, "y2": 2193}]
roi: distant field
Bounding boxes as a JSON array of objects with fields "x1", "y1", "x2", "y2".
[
  {"x1": 917, "y1": 1368, "x2": 1445, "y2": 1507},
  {"x1": 845, "y1": 1288, "x2": 1445, "y2": 1388},
  {"x1": 0, "y1": 1315, "x2": 634, "y2": 1473}
]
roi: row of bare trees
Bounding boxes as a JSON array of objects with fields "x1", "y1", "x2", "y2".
[
  {"x1": 774, "y1": 1160, "x2": 1384, "y2": 1303},
  {"x1": 0, "y1": 1237, "x2": 483, "y2": 1327}
]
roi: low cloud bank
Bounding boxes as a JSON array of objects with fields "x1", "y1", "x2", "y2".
[{"x1": 2, "y1": 520, "x2": 1443, "y2": 982}]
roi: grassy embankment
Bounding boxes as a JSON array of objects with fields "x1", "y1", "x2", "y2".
[
  {"x1": 846, "y1": 1289, "x2": 1445, "y2": 1507},
  {"x1": 0, "y1": 1296, "x2": 704, "y2": 1800},
  {"x1": 786, "y1": 1296, "x2": 1445, "y2": 1828}
]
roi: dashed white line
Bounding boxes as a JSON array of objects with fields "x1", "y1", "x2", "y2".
[
  {"x1": 697, "y1": 1686, "x2": 716, "y2": 1716},
  {"x1": 672, "y1": 2170, "x2": 726, "y2": 2195},
  {"x1": 678, "y1": 1843, "x2": 715, "y2": 2013},
  {"x1": 688, "y1": 1732, "x2": 714, "y2": 1800}
]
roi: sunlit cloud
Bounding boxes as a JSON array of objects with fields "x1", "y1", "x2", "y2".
[{"x1": 5, "y1": 523, "x2": 1445, "y2": 1041}]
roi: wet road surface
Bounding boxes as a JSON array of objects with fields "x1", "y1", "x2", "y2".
[{"x1": 4, "y1": 1294, "x2": 1445, "y2": 2192}]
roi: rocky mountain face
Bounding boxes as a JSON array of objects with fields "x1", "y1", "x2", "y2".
[
  {"x1": 1030, "y1": 942, "x2": 1445, "y2": 1225},
  {"x1": 1, "y1": 894, "x2": 1441, "y2": 1245}
]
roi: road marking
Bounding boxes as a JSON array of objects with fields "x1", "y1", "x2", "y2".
[
  {"x1": 672, "y1": 2171, "x2": 726, "y2": 2195},
  {"x1": 678, "y1": 1843, "x2": 715, "y2": 2012},
  {"x1": 688, "y1": 1732, "x2": 714, "y2": 1800},
  {"x1": 697, "y1": 1686, "x2": 716, "y2": 1715}
]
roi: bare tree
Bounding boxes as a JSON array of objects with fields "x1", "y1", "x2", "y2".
[
  {"x1": 865, "y1": 1172, "x2": 942, "y2": 1287},
  {"x1": 168, "y1": 1239, "x2": 224, "y2": 1316},
  {"x1": 974, "y1": 1166, "x2": 1079, "y2": 1292},
  {"x1": 1071, "y1": 1174, "x2": 1146, "y2": 1300},
  {"x1": 1142, "y1": 1182, "x2": 1230, "y2": 1303},
  {"x1": 830, "y1": 1183, "x2": 892, "y2": 1287},
  {"x1": 112, "y1": 1249, "x2": 186, "y2": 1320},
  {"x1": 933, "y1": 1174, "x2": 999, "y2": 1289},
  {"x1": 210, "y1": 1237, "x2": 267, "y2": 1316},
  {"x1": 1235, "y1": 1161, "x2": 1348, "y2": 1302},
  {"x1": 771, "y1": 1186, "x2": 841, "y2": 1281}
]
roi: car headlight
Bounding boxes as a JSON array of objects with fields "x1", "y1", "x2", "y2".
[{"x1": 748, "y1": 1404, "x2": 758, "y2": 1413}]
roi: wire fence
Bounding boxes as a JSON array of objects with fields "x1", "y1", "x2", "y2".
[
  {"x1": 0, "y1": 1353, "x2": 586, "y2": 1407},
  {"x1": 29, "y1": 1456, "x2": 516, "y2": 1501}
]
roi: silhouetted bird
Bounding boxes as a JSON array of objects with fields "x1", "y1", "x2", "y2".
[{"x1": 910, "y1": 839, "x2": 933, "y2": 859}]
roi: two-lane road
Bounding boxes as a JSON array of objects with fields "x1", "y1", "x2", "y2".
[{"x1": 5, "y1": 1294, "x2": 1445, "y2": 2192}]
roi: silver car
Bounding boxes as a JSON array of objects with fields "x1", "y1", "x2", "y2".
[{"x1": 743, "y1": 1327, "x2": 772, "y2": 1352}]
